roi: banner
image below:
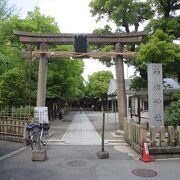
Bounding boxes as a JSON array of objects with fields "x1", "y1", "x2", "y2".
[{"x1": 34, "y1": 107, "x2": 49, "y2": 124}]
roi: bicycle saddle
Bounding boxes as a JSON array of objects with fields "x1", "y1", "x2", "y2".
[{"x1": 26, "y1": 123, "x2": 40, "y2": 130}]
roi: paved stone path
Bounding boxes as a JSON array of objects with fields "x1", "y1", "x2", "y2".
[{"x1": 62, "y1": 112, "x2": 101, "y2": 145}]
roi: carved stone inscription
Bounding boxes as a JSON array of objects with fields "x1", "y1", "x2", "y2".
[{"x1": 148, "y1": 64, "x2": 164, "y2": 129}]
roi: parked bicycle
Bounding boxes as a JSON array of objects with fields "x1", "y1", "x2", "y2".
[{"x1": 26, "y1": 122, "x2": 49, "y2": 150}]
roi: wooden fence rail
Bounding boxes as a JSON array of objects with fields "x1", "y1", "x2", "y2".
[
  {"x1": 0, "y1": 119, "x2": 31, "y2": 142},
  {"x1": 124, "y1": 118, "x2": 180, "y2": 158}
]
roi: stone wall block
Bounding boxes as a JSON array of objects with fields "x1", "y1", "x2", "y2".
[
  {"x1": 160, "y1": 126, "x2": 166, "y2": 147},
  {"x1": 140, "y1": 122, "x2": 148, "y2": 147},
  {"x1": 150, "y1": 126, "x2": 156, "y2": 147},
  {"x1": 176, "y1": 126, "x2": 180, "y2": 146},
  {"x1": 168, "y1": 126, "x2": 175, "y2": 146}
]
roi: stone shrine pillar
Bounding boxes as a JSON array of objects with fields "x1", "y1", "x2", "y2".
[
  {"x1": 36, "y1": 43, "x2": 48, "y2": 107},
  {"x1": 115, "y1": 43, "x2": 127, "y2": 130},
  {"x1": 148, "y1": 63, "x2": 164, "y2": 130}
]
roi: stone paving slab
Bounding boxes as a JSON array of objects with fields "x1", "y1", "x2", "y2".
[{"x1": 62, "y1": 112, "x2": 101, "y2": 145}]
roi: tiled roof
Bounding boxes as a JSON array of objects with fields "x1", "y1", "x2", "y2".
[{"x1": 108, "y1": 78, "x2": 180, "y2": 96}]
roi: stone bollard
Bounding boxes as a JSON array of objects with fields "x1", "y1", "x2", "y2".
[
  {"x1": 150, "y1": 126, "x2": 156, "y2": 147},
  {"x1": 176, "y1": 126, "x2": 180, "y2": 146},
  {"x1": 168, "y1": 126, "x2": 175, "y2": 146},
  {"x1": 160, "y1": 126, "x2": 166, "y2": 147},
  {"x1": 129, "y1": 119, "x2": 134, "y2": 142},
  {"x1": 32, "y1": 147, "x2": 47, "y2": 161},
  {"x1": 135, "y1": 124, "x2": 138, "y2": 144},
  {"x1": 123, "y1": 117, "x2": 127, "y2": 138},
  {"x1": 156, "y1": 132, "x2": 160, "y2": 146},
  {"x1": 23, "y1": 124, "x2": 30, "y2": 146},
  {"x1": 140, "y1": 121, "x2": 148, "y2": 147}
]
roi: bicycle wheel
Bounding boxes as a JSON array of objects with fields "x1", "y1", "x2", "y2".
[
  {"x1": 41, "y1": 130, "x2": 49, "y2": 146},
  {"x1": 31, "y1": 132, "x2": 39, "y2": 150}
]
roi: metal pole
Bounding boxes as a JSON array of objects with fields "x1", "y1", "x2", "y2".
[
  {"x1": 115, "y1": 100, "x2": 117, "y2": 129},
  {"x1": 138, "y1": 96, "x2": 141, "y2": 124},
  {"x1": 102, "y1": 112, "x2": 105, "y2": 152},
  {"x1": 107, "y1": 96, "x2": 109, "y2": 124},
  {"x1": 97, "y1": 112, "x2": 109, "y2": 159}
]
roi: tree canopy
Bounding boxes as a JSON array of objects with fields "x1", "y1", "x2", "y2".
[
  {"x1": 89, "y1": 0, "x2": 154, "y2": 32},
  {"x1": 0, "y1": 0, "x2": 16, "y2": 20},
  {"x1": 47, "y1": 59, "x2": 84, "y2": 101},
  {"x1": 0, "y1": 4, "x2": 85, "y2": 106},
  {"x1": 151, "y1": 0, "x2": 180, "y2": 18},
  {"x1": 89, "y1": 0, "x2": 180, "y2": 89},
  {"x1": 0, "y1": 68, "x2": 28, "y2": 106},
  {"x1": 86, "y1": 70, "x2": 113, "y2": 99},
  {"x1": 134, "y1": 30, "x2": 180, "y2": 79}
]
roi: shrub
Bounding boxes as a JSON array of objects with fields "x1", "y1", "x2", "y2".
[{"x1": 164, "y1": 99, "x2": 180, "y2": 127}]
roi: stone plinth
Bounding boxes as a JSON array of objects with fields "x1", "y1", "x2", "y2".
[
  {"x1": 177, "y1": 126, "x2": 180, "y2": 146},
  {"x1": 168, "y1": 126, "x2": 175, "y2": 146},
  {"x1": 97, "y1": 151, "x2": 109, "y2": 159},
  {"x1": 160, "y1": 126, "x2": 166, "y2": 147},
  {"x1": 32, "y1": 148, "x2": 47, "y2": 161}
]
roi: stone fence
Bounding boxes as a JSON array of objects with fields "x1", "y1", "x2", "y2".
[{"x1": 124, "y1": 118, "x2": 180, "y2": 159}]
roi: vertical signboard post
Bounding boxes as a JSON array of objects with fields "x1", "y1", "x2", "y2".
[{"x1": 148, "y1": 64, "x2": 164, "y2": 130}]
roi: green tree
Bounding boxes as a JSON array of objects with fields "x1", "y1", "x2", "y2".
[
  {"x1": 91, "y1": 25, "x2": 115, "y2": 67},
  {"x1": 173, "y1": 90, "x2": 180, "y2": 100},
  {"x1": 146, "y1": 16, "x2": 180, "y2": 38},
  {"x1": 151, "y1": 0, "x2": 180, "y2": 18},
  {"x1": 0, "y1": 7, "x2": 61, "y2": 105},
  {"x1": 0, "y1": 0, "x2": 16, "y2": 20},
  {"x1": 145, "y1": 0, "x2": 180, "y2": 38},
  {"x1": 134, "y1": 30, "x2": 180, "y2": 80},
  {"x1": 86, "y1": 70, "x2": 113, "y2": 98},
  {"x1": 24, "y1": 7, "x2": 59, "y2": 33},
  {"x1": 164, "y1": 100, "x2": 180, "y2": 127},
  {"x1": 0, "y1": 0, "x2": 17, "y2": 74},
  {"x1": 0, "y1": 68, "x2": 28, "y2": 106},
  {"x1": 89, "y1": 0, "x2": 154, "y2": 32},
  {"x1": 0, "y1": 7, "x2": 85, "y2": 106},
  {"x1": 129, "y1": 76, "x2": 147, "y2": 92},
  {"x1": 47, "y1": 59, "x2": 85, "y2": 102}
]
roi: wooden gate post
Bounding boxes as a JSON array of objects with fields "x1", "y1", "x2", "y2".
[
  {"x1": 115, "y1": 43, "x2": 127, "y2": 130},
  {"x1": 36, "y1": 43, "x2": 48, "y2": 107}
]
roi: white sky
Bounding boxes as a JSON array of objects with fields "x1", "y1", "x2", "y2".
[{"x1": 9, "y1": 0, "x2": 136, "y2": 81}]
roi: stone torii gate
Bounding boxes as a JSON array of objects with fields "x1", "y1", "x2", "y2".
[{"x1": 14, "y1": 30, "x2": 145, "y2": 130}]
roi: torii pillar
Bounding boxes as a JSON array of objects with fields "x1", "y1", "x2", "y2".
[
  {"x1": 36, "y1": 43, "x2": 48, "y2": 107},
  {"x1": 115, "y1": 43, "x2": 127, "y2": 130}
]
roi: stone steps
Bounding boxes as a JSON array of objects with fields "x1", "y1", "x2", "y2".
[{"x1": 48, "y1": 139, "x2": 65, "y2": 145}]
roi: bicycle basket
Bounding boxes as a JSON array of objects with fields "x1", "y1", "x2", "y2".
[{"x1": 40, "y1": 123, "x2": 50, "y2": 131}]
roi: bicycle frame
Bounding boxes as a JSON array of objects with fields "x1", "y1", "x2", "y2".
[{"x1": 28, "y1": 123, "x2": 49, "y2": 150}]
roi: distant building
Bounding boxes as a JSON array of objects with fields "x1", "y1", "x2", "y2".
[{"x1": 107, "y1": 78, "x2": 180, "y2": 123}]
